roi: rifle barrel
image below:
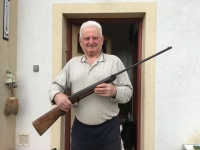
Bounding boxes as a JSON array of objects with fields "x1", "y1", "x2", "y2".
[{"x1": 114, "y1": 46, "x2": 172, "y2": 76}]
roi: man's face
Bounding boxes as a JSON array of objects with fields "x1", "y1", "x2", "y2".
[{"x1": 79, "y1": 27, "x2": 104, "y2": 56}]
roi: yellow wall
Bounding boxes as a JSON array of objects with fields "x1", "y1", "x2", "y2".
[
  {"x1": 52, "y1": 2, "x2": 156, "y2": 150},
  {"x1": 0, "y1": 0, "x2": 18, "y2": 149}
]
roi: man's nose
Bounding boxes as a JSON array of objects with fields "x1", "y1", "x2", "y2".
[{"x1": 88, "y1": 38, "x2": 94, "y2": 44}]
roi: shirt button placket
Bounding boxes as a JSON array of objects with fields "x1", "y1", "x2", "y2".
[{"x1": 86, "y1": 64, "x2": 91, "y2": 86}]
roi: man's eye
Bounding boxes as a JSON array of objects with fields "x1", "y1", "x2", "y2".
[
  {"x1": 93, "y1": 37, "x2": 99, "y2": 40},
  {"x1": 84, "y1": 38, "x2": 90, "y2": 41}
]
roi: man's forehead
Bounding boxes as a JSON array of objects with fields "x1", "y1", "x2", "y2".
[{"x1": 82, "y1": 27, "x2": 99, "y2": 34}]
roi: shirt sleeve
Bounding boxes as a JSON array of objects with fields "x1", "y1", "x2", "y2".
[
  {"x1": 48, "y1": 63, "x2": 71, "y2": 104},
  {"x1": 110, "y1": 58, "x2": 133, "y2": 104}
]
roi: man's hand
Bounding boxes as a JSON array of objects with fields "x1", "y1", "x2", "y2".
[
  {"x1": 94, "y1": 83, "x2": 116, "y2": 98},
  {"x1": 54, "y1": 93, "x2": 72, "y2": 112}
]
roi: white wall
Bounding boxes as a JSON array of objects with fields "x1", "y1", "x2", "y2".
[
  {"x1": 17, "y1": 1, "x2": 52, "y2": 149},
  {"x1": 155, "y1": 0, "x2": 200, "y2": 150},
  {"x1": 16, "y1": 0, "x2": 200, "y2": 150}
]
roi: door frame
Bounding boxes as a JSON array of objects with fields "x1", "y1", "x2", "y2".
[{"x1": 65, "y1": 18, "x2": 142, "y2": 150}]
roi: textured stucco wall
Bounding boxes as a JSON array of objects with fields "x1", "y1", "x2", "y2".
[
  {"x1": 155, "y1": 0, "x2": 200, "y2": 150},
  {"x1": 16, "y1": 1, "x2": 52, "y2": 150}
]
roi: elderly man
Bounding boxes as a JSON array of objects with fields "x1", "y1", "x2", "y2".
[{"x1": 49, "y1": 20, "x2": 133, "y2": 150}]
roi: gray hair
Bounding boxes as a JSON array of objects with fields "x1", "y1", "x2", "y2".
[{"x1": 79, "y1": 21, "x2": 102, "y2": 38}]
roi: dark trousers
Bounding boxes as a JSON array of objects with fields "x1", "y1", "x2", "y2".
[{"x1": 71, "y1": 116, "x2": 121, "y2": 150}]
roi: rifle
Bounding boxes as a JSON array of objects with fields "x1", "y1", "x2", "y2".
[{"x1": 32, "y1": 46, "x2": 172, "y2": 136}]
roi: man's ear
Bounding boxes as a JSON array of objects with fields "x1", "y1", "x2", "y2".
[
  {"x1": 101, "y1": 35, "x2": 104, "y2": 44},
  {"x1": 79, "y1": 38, "x2": 82, "y2": 47}
]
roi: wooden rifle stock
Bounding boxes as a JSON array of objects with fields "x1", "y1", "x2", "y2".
[
  {"x1": 32, "y1": 75, "x2": 117, "y2": 136},
  {"x1": 32, "y1": 46, "x2": 172, "y2": 136}
]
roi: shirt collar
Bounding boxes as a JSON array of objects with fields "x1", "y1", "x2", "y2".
[{"x1": 81, "y1": 52, "x2": 105, "y2": 63}]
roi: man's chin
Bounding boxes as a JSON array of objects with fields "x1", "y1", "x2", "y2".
[
  {"x1": 86, "y1": 49, "x2": 96, "y2": 53},
  {"x1": 87, "y1": 48, "x2": 96, "y2": 51},
  {"x1": 85, "y1": 50, "x2": 101, "y2": 56}
]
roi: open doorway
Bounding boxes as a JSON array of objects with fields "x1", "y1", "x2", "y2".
[
  {"x1": 101, "y1": 22, "x2": 138, "y2": 124},
  {"x1": 65, "y1": 18, "x2": 142, "y2": 150}
]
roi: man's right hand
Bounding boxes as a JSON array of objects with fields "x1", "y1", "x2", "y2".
[{"x1": 54, "y1": 93, "x2": 72, "y2": 112}]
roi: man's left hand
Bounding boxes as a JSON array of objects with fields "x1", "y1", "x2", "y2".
[{"x1": 94, "y1": 83, "x2": 116, "y2": 98}]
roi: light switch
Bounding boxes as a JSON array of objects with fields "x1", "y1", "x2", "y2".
[{"x1": 33, "y1": 65, "x2": 39, "y2": 72}]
